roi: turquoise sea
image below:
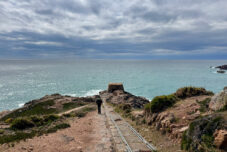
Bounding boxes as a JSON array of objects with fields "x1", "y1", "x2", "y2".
[{"x1": 0, "y1": 59, "x2": 227, "y2": 111}]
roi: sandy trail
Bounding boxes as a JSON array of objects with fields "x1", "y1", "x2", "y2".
[
  {"x1": 57, "y1": 104, "x2": 91, "y2": 116},
  {"x1": 0, "y1": 111, "x2": 114, "y2": 152}
]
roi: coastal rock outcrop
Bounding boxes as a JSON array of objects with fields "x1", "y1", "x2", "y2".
[
  {"x1": 213, "y1": 129, "x2": 227, "y2": 150},
  {"x1": 209, "y1": 87, "x2": 227, "y2": 111},
  {"x1": 216, "y1": 65, "x2": 227, "y2": 70},
  {"x1": 100, "y1": 83, "x2": 149, "y2": 108}
]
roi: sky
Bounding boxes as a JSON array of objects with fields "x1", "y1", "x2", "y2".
[{"x1": 0, "y1": 0, "x2": 227, "y2": 59}]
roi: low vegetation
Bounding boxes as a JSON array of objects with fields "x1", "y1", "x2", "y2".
[
  {"x1": 175, "y1": 87, "x2": 213, "y2": 99},
  {"x1": 1, "y1": 100, "x2": 56, "y2": 121},
  {"x1": 0, "y1": 121, "x2": 71, "y2": 144},
  {"x1": 0, "y1": 94, "x2": 97, "y2": 145},
  {"x1": 181, "y1": 114, "x2": 223, "y2": 152},
  {"x1": 0, "y1": 105, "x2": 97, "y2": 144},
  {"x1": 196, "y1": 98, "x2": 211, "y2": 113},
  {"x1": 145, "y1": 94, "x2": 178, "y2": 113},
  {"x1": 114, "y1": 104, "x2": 132, "y2": 118},
  {"x1": 11, "y1": 118, "x2": 35, "y2": 130},
  {"x1": 46, "y1": 123, "x2": 70, "y2": 134},
  {"x1": 0, "y1": 131, "x2": 37, "y2": 144}
]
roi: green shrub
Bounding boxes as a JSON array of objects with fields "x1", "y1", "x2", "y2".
[
  {"x1": 145, "y1": 94, "x2": 178, "y2": 113},
  {"x1": 181, "y1": 131, "x2": 192, "y2": 150},
  {"x1": 46, "y1": 123, "x2": 70, "y2": 133},
  {"x1": 1, "y1": 100, "x2": 56, "y2": 121},
  {"x1": 44, "y1": 114, "x2": 59, "y2": 122},
  {"x1": 30, "y1": 116, "x2": 44, "y2": 126},
  {"x1": 115, "y1": 104, "x2": 131, "y2": 113},
  {"x1": 0, "y1": 129, "x2": 4, "y2": 134},
  {"x1": 181, "y1": 115, "x2": 223, "y2": 151},
  {"x1": 197, "y1": 98, "x2": 211, "y2": 113},
  {"x1": 0, "y1": 131, "x2": 36, "y2": 144},
  {"x1": 74, "y1": 111, "x2": 86, "y2": 118},
  {"x1": 4, "y1": 118, "x2": 13, "y2": 124},
  {"x1": 11, "y1": 118, "x2": 35, "y2": 130},
  {"x1": 175, "y1": 87, "x2": 213, "y2": 99}
]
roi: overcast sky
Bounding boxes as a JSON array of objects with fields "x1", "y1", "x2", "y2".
[{"x1": 0, "y1": 0, "x2": 227, "y2": 59}]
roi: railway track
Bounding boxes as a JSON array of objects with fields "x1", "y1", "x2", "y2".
[{"x1": 103, "y1": 102, "x2": 156, "y2": 152}]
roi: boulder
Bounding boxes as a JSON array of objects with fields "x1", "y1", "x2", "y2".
[
  {"x1": 216, "y1": 65, "x2": 227, "y2": 70},
  {"x1": 213, "y1": 129, "x2": 227, "y2": 150},
  {"x1": 108, "y1": 83, "x2": 124, "y2": 93},
  {"x1": 209, "y1": 87, "x2": 227, "y2": 111}
]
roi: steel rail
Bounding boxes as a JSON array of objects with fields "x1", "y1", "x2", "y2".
[
  {"x1": 108, "y1": 112, "x2": 133, "y2": 152},
  {"x1": 115, "y1": 112, "x2": 156, "y2": 151}
]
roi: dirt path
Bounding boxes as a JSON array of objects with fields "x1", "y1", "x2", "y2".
[
  {"x1": 0, "y1": 111, "x2": 114, "y2": 152},
  {"x1": 57, "y1": 104, "x2": 91, "y2": 116}
]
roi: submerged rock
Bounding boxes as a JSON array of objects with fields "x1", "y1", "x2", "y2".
[
  {"x1": 209, "y1": 87, "x2": 227, "y2": 111},
  {"x1": 217, "y1": 70, "x2": 225, "y2": 74}
]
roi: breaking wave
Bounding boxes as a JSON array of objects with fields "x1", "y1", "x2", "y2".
[
  {"x1": 82, "y1": 89, "x2": 102, "y2": 97},
  {"x1": 64, "y1": 89, "x2": 102, "y2": 97}
]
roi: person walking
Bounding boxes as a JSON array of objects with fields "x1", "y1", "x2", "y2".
[{"x1": 96, "y1": 98, "x2": 103, "y2": 114}]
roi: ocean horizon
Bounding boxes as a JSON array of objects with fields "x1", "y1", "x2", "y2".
[{"x1": 0, "y1": 59, "x2": 226, "y2": 111}]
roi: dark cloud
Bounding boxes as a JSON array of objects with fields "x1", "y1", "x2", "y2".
[{"x1": 0, "y1": 0, "x2": 227, "y2": 59}]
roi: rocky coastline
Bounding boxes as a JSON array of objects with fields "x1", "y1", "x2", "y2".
[
  {"x1": 0, "y1": 84, "x2": 227, "y2": 152},
  {"x1": 216, "y1": 65, "x2": 227, "y2": 70},
  {"x1": 215, "y1": 65, "x2": 227, "y2": 74}
]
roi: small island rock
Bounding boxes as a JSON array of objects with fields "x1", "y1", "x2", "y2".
[{"x1": 216, "y1": 65, "x2": 227, "y2": 70}]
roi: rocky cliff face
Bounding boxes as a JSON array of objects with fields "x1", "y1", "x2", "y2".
[
  {"x1": 144, "y1": 96, "x2": 210, "y2": 140},
  {"x1": 209, "y1": 87, "x2": 227, "y2": 111}
]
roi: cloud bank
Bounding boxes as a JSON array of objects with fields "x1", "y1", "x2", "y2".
[{"x1": 0, "y1": 0, "x2": 227, "y2": 59}]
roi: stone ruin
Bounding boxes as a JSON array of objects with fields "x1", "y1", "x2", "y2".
[{"x1": 108, "y1": 83, "x2": 124, "y2": 93}]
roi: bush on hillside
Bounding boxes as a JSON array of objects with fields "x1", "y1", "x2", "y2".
[
  {"x1": 145, "y1": 94, "x2": 178, "y2": 113},
  {"x1": 175, "y1": 87, "x2": 214, "y2": 99},
  {"x1": 181, "y1": 114, "x2": 223, "y2": 152},
  {"x1": 11, "y1": 118, "x2": 35, "y2": 130},
  {"x1": 46, "y1": 123, "x2": 70, "y2": 133},
  {"x1": 0, "y1": 131, "x2": 36, "y2": 144},
  {"x1": 43, "y1": 114, "x2": 59, "y2": 122},
  {"x1": 30, "y1": 115, "x2": 44, "y2": 126},
  {"x1": 116, "y1": 104, "x2": 132, "y2": 113}
]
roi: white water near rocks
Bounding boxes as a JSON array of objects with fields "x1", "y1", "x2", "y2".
[{"x1": 0, "y1": 59, "x2": 227, "y2": 111}]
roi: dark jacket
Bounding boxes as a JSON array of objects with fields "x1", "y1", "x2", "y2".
[{"x1": 96, "y1": 98, "x2": 102, "y2": 105}]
